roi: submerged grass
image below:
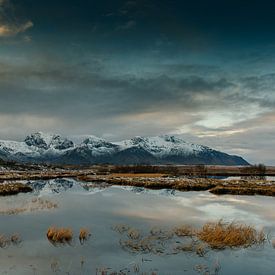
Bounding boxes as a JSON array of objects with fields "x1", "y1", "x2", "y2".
[
  {"x1": 0, "y1": 233, "x2": 22, "y2": 248},
  {"x1": 0, "y1": 198, "x2": 58, "y2": 215},
  {"x1": 113, "y1": 221, "x2": 266, "y2": 255}
]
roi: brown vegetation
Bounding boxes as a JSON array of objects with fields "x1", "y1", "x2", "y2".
[
  {"x1": 174, "y1": 225, "x2": 196, "y2": 237},
  {"x1": 110, "y1": 173, "x2": 166, "y2": 178},
  {"x1": 79, "y1": 228, "x2": 91, "y2": 244},
  {"x1": 79, "y1": 174, "x2": 275, "y2": 197},
  {"x1": 113, "y1": 221, "x2": 266, "y2": 255},
  {"x1": 197, "y1": 221, "x2": 265, "y2": 249},
  {"x1": 47, "y1": 227, "x2": 73, "y2": 244},
  {"x1": 0, "y1": 197, "x2": 58, "y2": 215},
  {"x1": 210, "y1": 184, "x2": 275, "y2": 197},
  {"x1": 0, "y1": 183, "x2": 32, "y2": 196}
]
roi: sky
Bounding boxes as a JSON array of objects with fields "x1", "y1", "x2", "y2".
[{"x1": 0, "y1": 0, "x2": 275, "y2": 164}]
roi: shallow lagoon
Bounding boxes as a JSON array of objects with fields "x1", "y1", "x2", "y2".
[{"x1": 0, "y1": 179, "x2": 275, "y2": 274}]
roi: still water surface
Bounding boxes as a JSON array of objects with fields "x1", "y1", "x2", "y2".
[{"x1": 0, "y1": 179, "x2": 274, "y2": 274}]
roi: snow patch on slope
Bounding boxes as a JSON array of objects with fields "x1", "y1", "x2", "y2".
[{"x1": 115, "y1": 135, "x2": 206, "y2": 157}]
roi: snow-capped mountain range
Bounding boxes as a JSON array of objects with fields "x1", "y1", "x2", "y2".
[{"x1": 0, "y1": 132, "x2": 249, "y2": 165}]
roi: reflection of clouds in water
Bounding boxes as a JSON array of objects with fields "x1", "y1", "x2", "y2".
[
  {"x1": 110, "y1": 190, "x2": 202, "y2": 223},
  {"x1": 111, "y1": 188, "x2": 275, "y2": 226},
  {"x1": 172, "y1": 192, "x2": 275, "y2": 226},
  {"x1": 115, "y1": 202, "x2": 202, "y2": 222},
  {"x1": 196, "y1": 203, "x2": 263, "y2": 224}
]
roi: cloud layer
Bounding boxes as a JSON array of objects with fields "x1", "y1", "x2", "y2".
[
  {"x1": 0, "y1": 0, "x2": 274, "y2": 164},
  {"x1": 0, "y1": 0, "x2": 33, "y2": 37}
]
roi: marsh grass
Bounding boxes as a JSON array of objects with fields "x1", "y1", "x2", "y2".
[
  {"x1": 47, "y1": 227, "x2": 73, "y2": 245},
  {"x1": 79, "y1": 228, "x2": 91, "y2": 244},
  {"x1": 197, "y1": 221, "x2": 265, "y2": 249},
  {"x1": 174, "y1": 225, "x2": 196, "y2": 237},
  {"x1": 127, "y1": 228, "x2": 141, "y2": 240},
  {"x1": 174, "y1": 241, "x2": 207, "y2": 256},
  {"x1": 113, "y1": 221, "x2": 266, "y2": 255},
  {"x1": 0, "y1": 198, "x2": 58, "y2": 215},
  {"x1": 0, "y1": 183, "x2": 32, "y2": 196}
]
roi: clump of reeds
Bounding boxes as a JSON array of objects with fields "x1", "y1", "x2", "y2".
[
  {"x1": 10, "y1": 233, "x2": 22, "y2": 245},
  {"x1": 127, "y1": 228, "x2": 141, "y2": 240},
  {"x1": 79, "y1": 228, "x2": 91, "y2": 244},
  {"x1": 197, "y1": 220, "x2": 265, "y2": 249},
  {"x1": 47, "y1": 227, "x2": 73, "y2": 244},
  {"x1": 174, "y1": 241, "x2": 207, "y2": 256},
  {"x1": 174, "y1": 225, "x2": 196, "y2": 237},
  {"x1": 0, "y1": 234, "x2": 8, "y2": 248}
]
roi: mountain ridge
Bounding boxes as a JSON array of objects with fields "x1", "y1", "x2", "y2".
[{"x1": 0, "y1": 132, "x2": 249, "y2": 166}]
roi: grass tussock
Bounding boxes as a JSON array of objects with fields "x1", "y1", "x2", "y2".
[
  {"x1": 127, "y1": 228, "x2": 141, "y2": 240},
  {"x1": 113, "y1": 221, "x2": 266, "y2": 256},
  {"x1": 174, "y1": 225, "x2": 196, "y2": 237},
  {"x1": 79, "y1": 228, "x2": 91, "y2": 244},
  {"x1": 174, "y1": 242, "x2": 207, "y2": 257},
  {"x1": 197, "y1": 221, "x2": 265, "y2": 249},
  {"x1": 47, "y1": 227, "x2": 73, "y2": 244}
]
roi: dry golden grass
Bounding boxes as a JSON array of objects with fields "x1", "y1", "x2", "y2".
[
  {"x1": 79, "y1": 228, "x2": 91, "y2": 244},
  {"x1": 210, "y1": 185, "x2": 275, "y2": 196},
  {"x1": 197, "y1": 221, "x2": 265, "y2": 249},
  {"x1": 47, "y1": 227, "x2": 73, "y2": 244},
  {"x1": 110, "y1": 173, "x2": 166, "y2": 178},
  {"x1": 0, "y1": 183, "x2": 32, "y2": 196},
  {"x1": 114, "y1": 221, "x2": 266, "y2": 256}
]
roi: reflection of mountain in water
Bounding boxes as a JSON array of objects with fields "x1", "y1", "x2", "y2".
[
  {"x1": 27, "y1": 178, "x2": 86, "y2": 194},
  {"x1": 26, "y1": 178, "x2": 178, "y2": 197}
]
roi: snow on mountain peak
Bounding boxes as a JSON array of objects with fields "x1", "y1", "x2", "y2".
[
  {"x1": 24, "y1": 132, "x2": 74, "y2": 150},
  {"x1": 0, "y1": 132, "x2": 249, "y2": 165},
  {"x1": 115, "y1": 134, "x2": 205, "y2": 156}
]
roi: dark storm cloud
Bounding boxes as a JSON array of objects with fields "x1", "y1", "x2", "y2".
[
  {"x1": 0, "y1": 58, "x2": 235, "y2": 118},
  {"x1": 1, "y1": 0, "x2": 275, "y2": 163}
]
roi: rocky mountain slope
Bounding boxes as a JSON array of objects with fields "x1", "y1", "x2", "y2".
[{"x1": 0, "y1": 132, "x2": 249, "y2": 165}]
